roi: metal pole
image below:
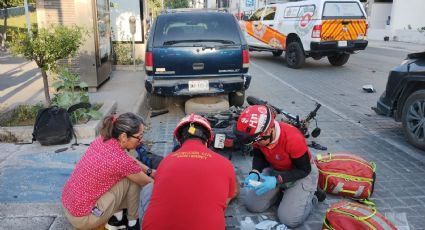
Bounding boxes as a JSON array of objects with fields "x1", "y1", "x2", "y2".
[
  {"x1": 132, "y1": 34, "x2": 135, "y2": 71},
  {"x1": 23, "y1": 0, "x2": 31, "y2": 36}
]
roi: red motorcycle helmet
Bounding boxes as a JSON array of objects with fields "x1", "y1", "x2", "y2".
[
  {"x1": 173, "y1": 113, "x2": 214, "y2": 145},
  {"x1": 235, "y1": 105, "x2": 275, "y2": 144}
]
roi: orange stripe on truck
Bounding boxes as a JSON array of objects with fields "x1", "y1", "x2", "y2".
[
  {"x1": 321, "y1": 19, "x2": 366, "y2": 41},
  {"x1": 244, "y1": 21, "x2": 287, "y2": 49}
]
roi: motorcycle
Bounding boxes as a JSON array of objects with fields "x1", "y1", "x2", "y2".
[{"x1": 200, "y1": 96, "x2": 326, "y2": 160}]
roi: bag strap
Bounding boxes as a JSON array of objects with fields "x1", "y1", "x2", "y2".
[
  {"x1": 32, "y1": 107, "x2": 51, "y2": 142},
  {"x1": 67, "y1": 102, "x2": 91, "y2": 114}
]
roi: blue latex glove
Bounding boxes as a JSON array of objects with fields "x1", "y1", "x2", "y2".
[
  {"x1": 255, "y1": 174, "x2": 277, "y2": 195},
  {"x1": 243, "y1": 172, "x2": 260, "y2": 189}
]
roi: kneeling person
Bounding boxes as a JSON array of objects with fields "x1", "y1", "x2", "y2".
[{"x1": 141, "y1": 114, "x2": 239, "y2": 230}]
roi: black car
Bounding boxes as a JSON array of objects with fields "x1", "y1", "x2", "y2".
[
  {"x1": 374, "y1": 51, "x2": 425, "y2": 150},
  {"x1": 144, "y1": 10, "x2": 251, "y2": 109}
]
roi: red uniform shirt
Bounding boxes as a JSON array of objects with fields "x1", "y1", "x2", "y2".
[
  {"x1": 142, "y1": 139, "x2": 236, "y2": 230},
  {"x1": 62, "y1": 137, "x2": 142, "y2": 217},
  {"x1": 254, "y1": 122, "x2": 311, "y2": 171}
]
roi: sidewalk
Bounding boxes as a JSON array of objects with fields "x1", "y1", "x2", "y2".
[
  {"x1": 0, "y1": 53, "x2": 149, "y2": 229},
  {"x1": 367, "y1": 39, "x2": 425, "y2": 53}
]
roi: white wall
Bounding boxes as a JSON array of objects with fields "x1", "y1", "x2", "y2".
[
  {"x1": 369, "y1": 3, "x2": 392, "y2": 29},
  {"x1": 390, "y1": 0, "x2": 425, "y2": 44},
  {"x1": 391, "y1": 0, "x2": 425, "y2": 32}
]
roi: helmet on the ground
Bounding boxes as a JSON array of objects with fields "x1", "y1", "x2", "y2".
[
  {"x1": 173, "y1": 113, "x2": 214, "y2": 145},
  {"x1": 234, "y1": 105, "x2": 275, "y2": 144}
]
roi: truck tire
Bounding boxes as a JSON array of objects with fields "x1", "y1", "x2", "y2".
[
  {"x1": 285, "y1": 41, "x2": 305, "y2": 69},
  {"x1": 272, "y1": 50, "x2": 283, "y2": 57},
  {"x1": 185, "y1": 96, "x2": 229, "y2": 114},
  {"x1": 401, "y1": 90, "x2": 425, "y2": 150},
  {"x1": 328, "y1": 53, "x2": 350, "y2": 66},
  {"x1": 149, "y1": 93, "x2": 166, "y2": 110},
  {"x1": 229, "y1": 91, "x2": 245, "y2": 107}
]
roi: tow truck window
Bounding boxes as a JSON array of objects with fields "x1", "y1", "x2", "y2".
[
  {"x1": 284, "y1": 6, "x2": 300, "y2": 18},
  {"x1": 262, "y1": 7, "x2": 276, "y2": 20},
  {"x1": 323, "y1": 2, "x2": 365, "y2": 19},
  {"x1": 298, "y1": 5, "x2": 315, "y2": 17},
  {"x1": 250, "y1": 8, "x2": 264, "y2": 21}
]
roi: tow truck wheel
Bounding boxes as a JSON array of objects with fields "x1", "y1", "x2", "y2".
[
  {"x1": 285, "y1": 41, "x2": 305, "y2": 69},
  {"x1": 272, "y1": 50, "x2": 283, "y2": 57},
  {"x1": 402, "y1": 90, "x2": 425, "y2": 150},
  {"x1": 229, "y1": 91, "x2": 245, "y2": 107},
  {"x1": 328, "y1": 53, "x2": 350, "y2": 66},
  {"x1": 149, "y1": 93, "x2": 166, "y2": 110}
]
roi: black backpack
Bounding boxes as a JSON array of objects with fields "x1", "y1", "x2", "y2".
[{"x1": 32, "y1": 103, "x2": 91, "y2": 146}]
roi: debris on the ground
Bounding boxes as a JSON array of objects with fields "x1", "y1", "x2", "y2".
[
  {"x1": 362, "y1": 84, "x2": 376, "y2": 93},
  {"x1": 255, "y1": 220, "x2": 278, "y2": 230},
  {"x1": 240, "y1": 216, "x2": 256, "y2": 229},
  {"x1": 150, "y1": 109, "x2": 169, "y2": 118}
]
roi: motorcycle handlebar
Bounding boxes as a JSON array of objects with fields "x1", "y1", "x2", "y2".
[{"x1": 246, "y1": 96, "x2": 320, "y2": 124}]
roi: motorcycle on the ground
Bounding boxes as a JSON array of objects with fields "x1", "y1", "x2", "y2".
[{"x1": 200, "y1": 96, "x2": 326, "y2": 160}]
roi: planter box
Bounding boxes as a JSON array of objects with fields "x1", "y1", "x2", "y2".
[
  {"x1": 112, "y1": 65, "x2": 144, "y2": 72},
  {"x1": 0, "y1": 101, "x2": 117, "y2": 142}
]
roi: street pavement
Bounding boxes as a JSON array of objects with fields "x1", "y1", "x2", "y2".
[{"x1": 0, "y1": 40, "x2": 424, "y2": 230}]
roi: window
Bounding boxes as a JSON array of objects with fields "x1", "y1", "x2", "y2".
[
  {"x1": 250, "y1": 8, "x2": 264, "y2": 21},
  {"x1": 284, "y1": 6, "x2": 300, "y2": 18},
  {"x1": 298, "y1": 5, "x2": 315, "y2": 17},
  {"x1": 263, "y1": 7, "x2": 276, "y2": 20},
  {"x1": 323, "y1": 2, "x2": 365, "y2": 19},
  {"x1": 154, "y1": 13, "x2": 241, "y2": 47}
]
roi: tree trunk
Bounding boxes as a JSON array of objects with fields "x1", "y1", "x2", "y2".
[
  {"x1": 1, "y1": 6, "x2": 8, "y2": 50},
  {"x1": 41, "y1": 70, "x2": 51, "y2": 107}
]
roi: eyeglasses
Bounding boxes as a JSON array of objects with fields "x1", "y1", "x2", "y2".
[{"x1": 129, "y1": 134, "x2": 143, "y2": 141}]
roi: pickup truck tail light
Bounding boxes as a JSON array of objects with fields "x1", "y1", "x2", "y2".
[
  {"x1": 242, "y1": 49, "x2": 249, "y2": 68},
  {"x1": 145, "y1": 51, "x2": 153, "y2": 71},
  {"x1": 312, "y1": 25, "x2": 321, "y2": 38},
  {"x1": 365, "y1": 23, "x2": 369, "y2": 36}
]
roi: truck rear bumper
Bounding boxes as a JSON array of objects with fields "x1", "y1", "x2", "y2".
[
  {"x1": 145, "y1": 74, "x2": 251, "y2": 96},
  {"x1": 310, "y1": 40, "x2": 368, "y2": 55}
]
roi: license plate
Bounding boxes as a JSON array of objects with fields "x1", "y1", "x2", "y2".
[
  {"x1": 214, "y1": 134, "x2": 226, "y2": 149},
  {"x1": 338, "y1": 41, "x2": 348, "y2": 47},
  {"x1": 188, "y1": 80, "x2": 209, "y2": 92}
]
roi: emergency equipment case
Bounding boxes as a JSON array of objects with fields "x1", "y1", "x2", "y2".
[
  {"x1": 315, "y1": 152, "x2": 376, "y2": 199},
  {"x1": 241, "y1": 0, "x2": 368, "y2": 68},
  {"x1": 322, "y1": 201, "x2": 397, "y2": 230}
]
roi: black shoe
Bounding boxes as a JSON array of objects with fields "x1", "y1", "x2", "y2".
[
  {"x1": 127, "y1": 219, "x2": 140, "y2": 230},
  {"x1": 315, "y1": 189, "x2": 327, "y2": 202},
  {"x1": 105, "y1": 214, "x2": 127, "y2": 230}
]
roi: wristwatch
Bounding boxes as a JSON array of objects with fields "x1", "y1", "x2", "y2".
[{"x1": 146, "y1": 168, "x2": 152, "y2": 177}]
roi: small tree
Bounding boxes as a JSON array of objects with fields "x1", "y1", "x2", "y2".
[{"x1": 9, "y1": 24, "x2": 85, "y2": 107}]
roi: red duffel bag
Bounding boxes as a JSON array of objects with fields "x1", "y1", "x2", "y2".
[
  {"x1": 323, "y1": 201, "x2": 397, "y2": 230},
  {"x1": 315, "y1": 152, "x2": 376, "y2": 199}
]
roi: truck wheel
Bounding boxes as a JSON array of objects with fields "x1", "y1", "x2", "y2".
[
  {"x1": 272, "y1": 50, "x2": 283, "y2": 57},
  {"x1": 185, "y1": 96, "x2": 229, "y2": 114},
  {"x1": 229, "y1": 91, "x2": 245, "y2": 107},
  {"x1": 402, "y1": 90, "x2": 425, "y2": 150},
  {"x1": 285, "y1": 41, "x2": 305, "y2": 69},
  {"x1": 149, "y1": 93, "x2": 166, "y2": 110},
  {"x1": 328, "y1": 53, "x2": 350, "y2": 66}
]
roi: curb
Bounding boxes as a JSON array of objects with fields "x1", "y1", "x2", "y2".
[{"x1": 133, "y1": 90, "x2": 151, "y2": 121}]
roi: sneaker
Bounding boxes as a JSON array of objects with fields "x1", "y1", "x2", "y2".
[
  {"x1": 105, "y1": 215, "x2": 127, "y2": 230},
  {"x1": 127, "y1": 219, "x2": 140, "y2": 230},
  {"x1": 314, "y1": 188, "x2": 327, "y2": 202}
]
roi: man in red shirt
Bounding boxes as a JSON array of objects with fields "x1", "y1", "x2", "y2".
[
  {"x1": 141, "y1": 114, "x2": 239, "y2": 230},
  {"x1": 234, "y1": 105, "x2": 325, "y2": 228}
]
